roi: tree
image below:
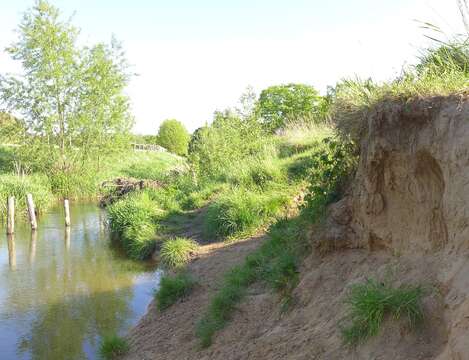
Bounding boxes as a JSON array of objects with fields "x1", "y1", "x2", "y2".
[
  {"x1": 257, "y1": 83, "x2": 326, "y2": 131},
  {"x1": 236, "y1": 85, "x2": 258, "y2": 120},
  {"x1": 0, "y1": 0, "x2": 133, "y2": 174},
  {"x1": 157, "y1": 119, "x2": 190, "y2": 156}
]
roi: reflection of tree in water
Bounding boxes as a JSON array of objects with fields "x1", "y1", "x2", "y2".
[{"x1": 7, "y1": 205, "x2": 148, "y2": 360}]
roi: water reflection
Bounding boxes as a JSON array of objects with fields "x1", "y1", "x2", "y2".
[
  {"x1": 65, "y1": 226, "x2": 70, "y2": 251},
  {"x1": 0, "y1": 203, "x2": 159, "y2": 360},
  {"x1": 7, "y1": 234, "x2": 16, "y2": 270},
  {"x1": 29, "y1": 231, "x2": 37, "y2": 264}
]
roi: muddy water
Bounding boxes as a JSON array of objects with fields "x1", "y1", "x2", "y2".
[{"x1": 0, "y1": 203, "x2": 161, "y2": 360}]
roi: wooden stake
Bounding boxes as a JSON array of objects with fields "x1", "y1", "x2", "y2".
[
  {"x1": 64, "y1": 199, "x2": 71, "y2": 227},
  {"x1": 7, "y1": 196, "x2": 14, "y2": 235},
  {"x1": 26, "y1": 193, "x2": 38, "y2": 230}
]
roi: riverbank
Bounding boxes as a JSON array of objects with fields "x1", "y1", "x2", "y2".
[{"x1": 0, "y1": 149, "x2": 184, "y2": 219}]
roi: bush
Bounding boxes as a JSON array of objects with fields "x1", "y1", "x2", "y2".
[
  {"x1": 155, "y1": 272, "x2": 195, "y2": 311},
  {"x1": 188, "y1": 110, "x2": 269, "y2": 181},
  {"x1": 99, "y1": 335, "x2": 129, "y2": 359},
  {"x1": 305, "y1": 137, "x2": 357, "y2": 218},
  {"x1": 157, "y1": 119, "x2": 190, "y2": 156},
  {"x1": 203, "y1": 188, "x2": 290, "y2": 240},
  {"x1": 160, "y1": 237, "x2": 198, "y2": 268},
  {"x1": 341, "y1": 279, "x2": 425, "y2": 345}
]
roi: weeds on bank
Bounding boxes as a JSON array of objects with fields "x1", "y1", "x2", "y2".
[
  {"x1": 341, "y1": 279, "x2": 425, "y2": 345},
  {"x1": 99, "y1": 335, "x2": 129, "y2": 359},
  {"x1": 160, "y1": 237, "x2": 198, "y2": 268},
  {"x1": 155, "y1": 272, "x2": 196, "y2": 311},
  {"x1": 196, "y1": 135, "x2": 356, "y2": 347},
  {"x1": 203, "y1": 187, "x2": 292, "y2": 241},
  {"x1": 0, "y1": 174, "x2": 54, "y2": 218},
  {"x1": 107, "y1": 191, "x2": 161, "y2": 260}
]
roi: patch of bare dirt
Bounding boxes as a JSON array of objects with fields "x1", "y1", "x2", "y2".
[{"x1": 124, "y1": 235, "x2": 265, "y2": 360}]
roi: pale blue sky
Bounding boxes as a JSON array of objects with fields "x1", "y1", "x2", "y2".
[{"x1": 0, "y1": 0, "x2": 464, "y2": 133}]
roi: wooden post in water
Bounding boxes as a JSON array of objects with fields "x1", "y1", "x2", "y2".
[
  {"x1": 7, "y1": 196, "x2": 14, "y2": 235},
  {"x1": 26, "y1": 193, "x2": 38, "y2": 230},
  {"x1": 64, "y1": 199, "x2": 71, "y2": 227}
]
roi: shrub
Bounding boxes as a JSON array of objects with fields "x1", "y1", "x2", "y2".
[
  {"x1": 341, "y1": 279, "x2": 425, "y2": 345},
  {"x1": 305, "y1": 137, "x2": 357, "y2": 218},
  {"x1": 155, "y1": 272, "x2": 195, "y2": 311},
  {"x1": 188, "y1": 110, "x2": 269, "y2": 181},
  {"x1": 99, "y1": 335, "x2": 129, "y2": 359},
  {"x1": 160, "y1": 237, "x2": 198, "y2": 268},
  {"x1": 157, "y1": 119, "x2": 190, "y2": 156},
  {"x1": 203, "y1": 188, "x2": 290, "y2": 240}
]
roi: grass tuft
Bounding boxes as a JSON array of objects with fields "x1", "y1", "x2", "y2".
[
  {"x1": 160, "y1": 237, "x2": 198, "y2": 268},
  {"x1": 107, "y1": 191, "x2": 160, "y2": 260},
  {"x1": 155, "y1": 272, "x2": 196, "y2": 311},
  {"x1": 99, "y1": 335, "x2": 129, "y2": 359},
  {"x1": 203, "y1": 188, "x2": 290, "y2": 241},
  {"x1": 341, "y1": 279, "x2": 425, "y2": 345}
]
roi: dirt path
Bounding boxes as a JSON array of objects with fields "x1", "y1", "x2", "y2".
[{"x1": 123, "y1": 234, "x2": 266, "y2": 360}]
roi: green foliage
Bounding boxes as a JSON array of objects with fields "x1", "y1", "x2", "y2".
[
  {"x1": 203, "y1": 188, "x2": 290, "y2": 240},
  {"x1": 196, "y1": 215, "x2": 308, "y2": 347},
  {"x1": 0, "y1": 0, "x2": 132, "y2": 180},
  {"x1": 341, "y1": 279, "x2": 425, "y2": 345},
  {"x1": 257, "y1": 83, "x2": 328, "y2": 131},
  {"x1": 189, "y1": 110, "x2": 270, "y2": 181},
  {"x1": 157, "y1": 119, "x2": 190, "y2": 156},
  {"x1": 0, "y1": 174, "x2": 54, "y2": 218},
  {"x1": 196, "y1": 129, "x2": 356, "y2": 347},
  {"x1": 155, "y1": 272, "x2": 196, "y2": 311},
  {"x1": 160, "y1": 237, "x2": 198, "y2": 268},
  {"x1": 305, "y1": 137, "x2": 357, "y2": 217},
  {"x1": 99, "y1": 335, "x2": 129, "y2": 359},
  {"x1": 332, "y1": 39, "x2": 469, "y2": 142},
  {"x1": 107, "y1": 191, "x2": 160, "y2": 260},
  {"x1": 417, "y1": 39, "x2": 469, "y2": 75}
]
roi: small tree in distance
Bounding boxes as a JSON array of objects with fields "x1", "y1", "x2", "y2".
[{"x1": 157, "y1": 119, "x2": 190, "y2": 156}]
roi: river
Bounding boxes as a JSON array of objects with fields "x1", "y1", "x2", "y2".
[{"x1": 0, "y1": 203, "x2": 161, "y2": 359}]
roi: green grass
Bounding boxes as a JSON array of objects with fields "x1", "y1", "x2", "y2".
[
  {"x1": 155, "y1": 272, "x2": 196, "y2": 311},
  {"x1": 333, "y1": 41, "x2": 469, "y2": 143},
  {"x1": 196, "y1": 134, "x2": 356, "y2": 347},
  {"x1": 196, "y1": 215, "x2": 308, "y2": 347},
  {"x1": 341, "y1": 279, "x2": 425, "y2": 346},
  {"x1": 0, "y1": 174, "x2": 54, "y2": 218},
  {"x1": 160, "y1": 237, "x2": 198, "y2": 268},
  {"x1": 203, "y1": 188, "x2": 291, "y2": 241},
  {"x1": 99, "y1": 335, "x2": 129, "y2": 359},
  {"x1": 107, "y1": 191, "x2": 161, "y2": 260}
]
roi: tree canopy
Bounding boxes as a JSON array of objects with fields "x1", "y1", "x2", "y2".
[
  {"x1": 257, "y1": 83, "x2": 327, "y2": 131},
  {"x1": 0, "y1": 0, "x2": 133, "y2": 174},
  {"x1": 157, "y1": 119, "x2": 190, "y2": 156}
]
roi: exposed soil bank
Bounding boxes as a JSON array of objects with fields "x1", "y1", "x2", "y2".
[{"x1": 124, "y1": 96, "x2": 469, "y2": 359}]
